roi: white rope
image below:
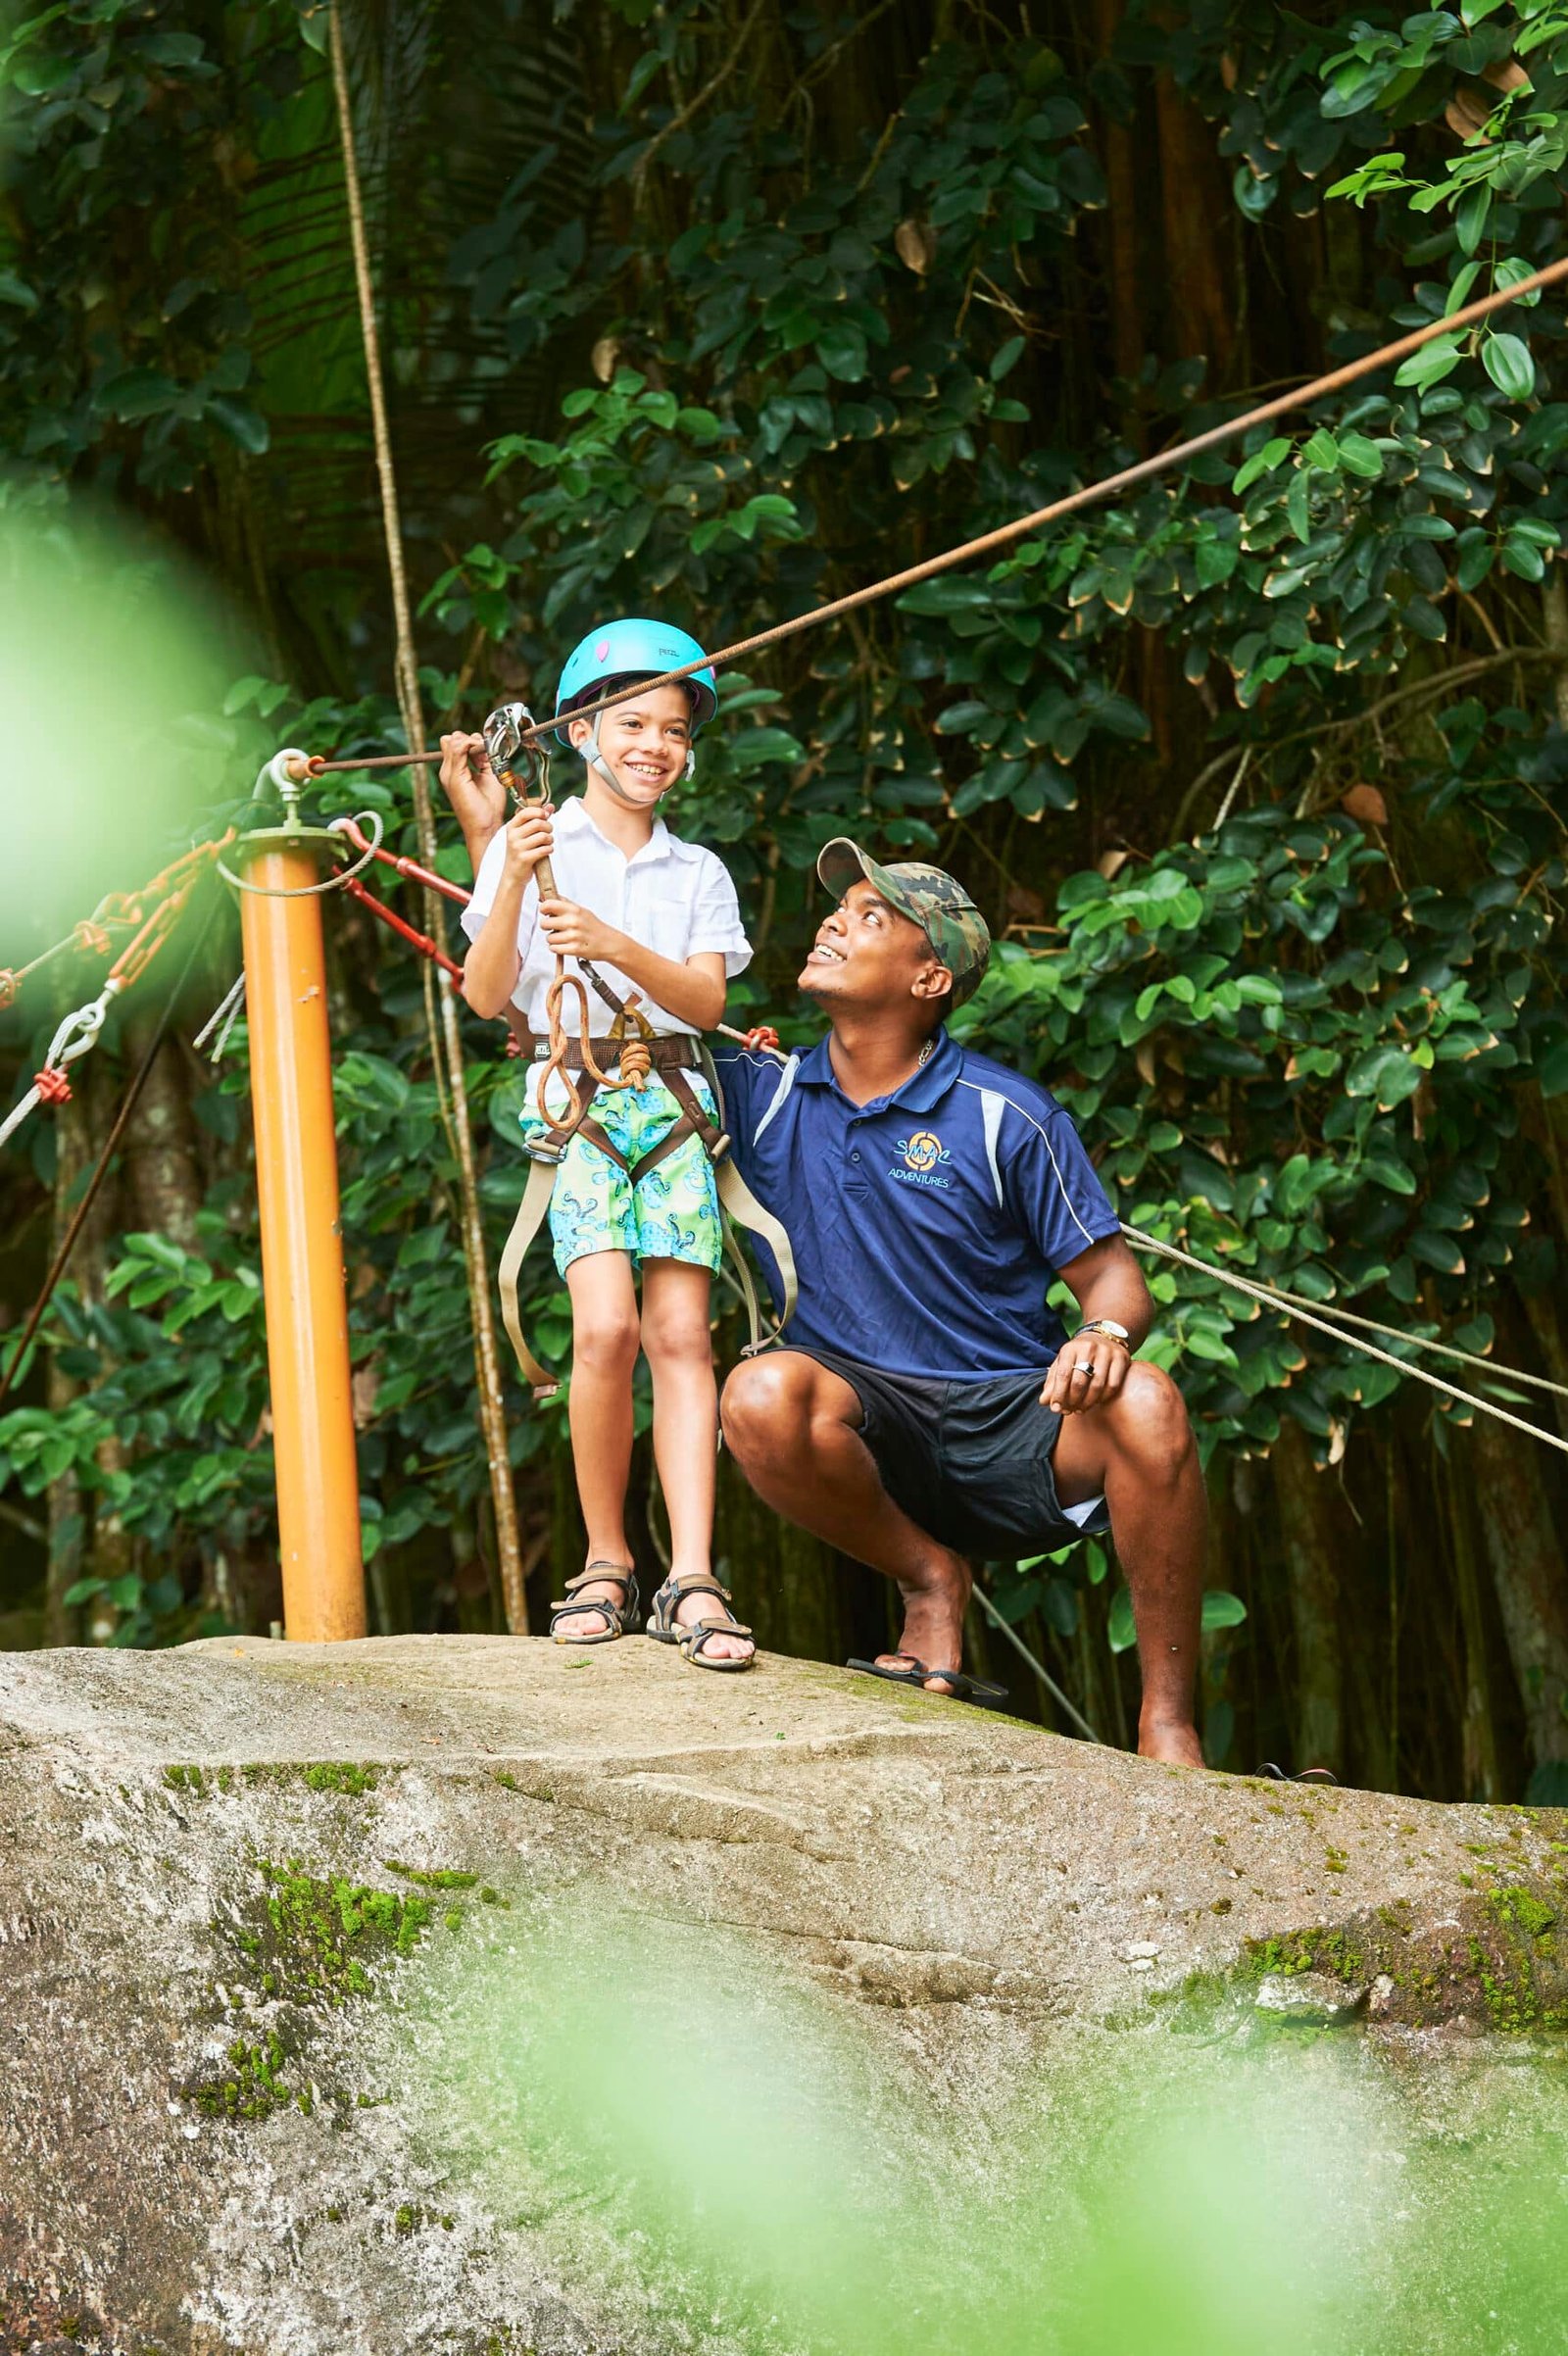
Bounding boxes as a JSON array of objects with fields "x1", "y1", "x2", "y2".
[
  {"x1": 1218, "y1": 1265, "x2": 1568, "y2": 1400},
  {"x1": 971, "y1": 1584, "x2": 1102, "y2": 1742},
  {"x1": 1123, "y1": 1224, "x2": 1568, "y2": 1456},
  {"x1": 0, "y1": 980, "x2": 122, "y2": 1153},
  {"x1": 194, "y1": 970, "x2": 247, "y2": 1062}
]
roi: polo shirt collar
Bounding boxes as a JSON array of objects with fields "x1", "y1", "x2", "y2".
[
  {"x1": 795, "y1": 1026, "x2": 961, "y2": 1113},
  {"x1": 556, "y1": 794, "x2": 672, "y2": 866}
]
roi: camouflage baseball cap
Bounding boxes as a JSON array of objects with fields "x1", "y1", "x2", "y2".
[{"x1": 816, "y1": 838, "x2": 991, "y2": 1006}]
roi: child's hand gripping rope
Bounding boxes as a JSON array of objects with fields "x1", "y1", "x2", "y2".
[{"x1": 475, "y1": 705, "x2": 657, "y2": 1136}]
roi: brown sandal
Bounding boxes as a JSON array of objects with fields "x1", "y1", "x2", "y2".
[
  {"x1": 551, "y1": 1562, "x2": 639, "y2": 1645},
  {"x1": 646, "y1": 1574, "x2": 756, "y2": 1672}
]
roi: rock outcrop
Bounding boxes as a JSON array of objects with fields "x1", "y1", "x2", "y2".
[{"x1": 1, "y1": 1636, "x2": 1564, "y2": 2354}]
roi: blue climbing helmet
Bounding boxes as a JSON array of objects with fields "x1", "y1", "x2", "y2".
[{"x1": 553, "y1": 618, "x2": 718, "y2": 745}]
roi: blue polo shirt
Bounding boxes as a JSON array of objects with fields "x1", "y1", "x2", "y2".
[{"x1": 709, "y1": 1030, "x2": 1121, "y2": 1381}]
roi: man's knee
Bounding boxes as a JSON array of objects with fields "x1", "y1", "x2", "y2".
[
  {"x1": 1105, "y1": 1360, "x2": 1195, "y2": 1467},
  {"x1": 719, "y1": 1356, "x2": 812, "y2": 1464}
]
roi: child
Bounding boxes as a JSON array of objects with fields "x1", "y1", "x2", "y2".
[{"x1": 457, "y1": 619, "x2": 756, "y2": 1669}]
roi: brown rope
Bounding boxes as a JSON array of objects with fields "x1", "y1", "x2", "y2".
[
  {"x1": 298, "y1": 251, "x2": 1568, "y2": 779},
  {"x1": 328, "y1": 0, "x2": 528, "y2": 1633},
  {"x1": 0, "y1": 894, "x2": 221, "y2": 1417}
]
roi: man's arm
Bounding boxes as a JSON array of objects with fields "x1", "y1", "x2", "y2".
[
  {"x1": 1041, "y1": 1233, "x2": 1153, "y2": 1416},
  {"x1": 439, "y1": 732, "x2": 508, "y2": 881}
]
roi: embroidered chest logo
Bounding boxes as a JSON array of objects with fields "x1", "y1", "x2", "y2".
[{"x1": 890, "y1": 1130, "x2": 953, "y2": 1190}]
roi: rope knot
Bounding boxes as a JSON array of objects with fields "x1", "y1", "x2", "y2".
[
  {"x1": 74, "y1": 920, "x2": 112, "y2": 957},
  {"x1": 618, "y1": 1036, "x2": 652, "y2": 1091},
  {"x1": 34, "y1": 1066, "x2": 72, "y2": 1107},
  {"x1": 0, "y1": 972, "x2": 15, "y2": 1011}
]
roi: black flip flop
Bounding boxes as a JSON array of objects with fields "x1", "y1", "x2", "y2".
[
  {"x1": 847, "y1": 1656, "x2": 1008, "y2": 1710},
  {"x1": 1254, "y1": 1761, "x2": 1339, "y2": 1786}
]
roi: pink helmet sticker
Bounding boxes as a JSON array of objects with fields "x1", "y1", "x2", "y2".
[{"x1": 595, "y1": 638, "x2": 611, "y2": 663}]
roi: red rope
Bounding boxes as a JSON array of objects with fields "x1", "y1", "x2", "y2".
[{"x1": 33, "y1": 1067, "x2": 72, "y2": 1106}]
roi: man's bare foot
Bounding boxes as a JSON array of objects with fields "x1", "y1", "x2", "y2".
[
  {"x1": 672, "y1": 1578, "x2": 754, "y2": 1665},
  {"x1": 1138, "y1": 1716, "x2": 1204, "y2": 1767},
  {"x1": 876, "y1": 1549, "x2": 971, "y2": 1692}
]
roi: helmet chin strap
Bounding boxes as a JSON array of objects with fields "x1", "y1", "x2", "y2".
[{"x1": 585, "y1": 712, "x2": 695, "y2": 800}]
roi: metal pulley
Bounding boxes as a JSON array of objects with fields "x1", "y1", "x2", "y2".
[{"x1": 483, "y1": 703, "x2": 550, "y2": 806}]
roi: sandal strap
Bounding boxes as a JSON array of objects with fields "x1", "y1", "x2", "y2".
[
  {"x1": 656, "y1": 1575, "x2": 733, "y2": 1607},
  {"x1": 552, "y1": 1596, "x2": 626, "y2": 1629},
  {"x1": 684, "y1": 1619, "x2": 754, "y2": 1655},
  {"x1": 562, "y1": 1564, "x2": 635, "y2": 1601}
]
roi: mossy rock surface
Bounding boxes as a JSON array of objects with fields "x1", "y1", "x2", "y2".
[{"x1": 1, "y1": 1635, "x2": 1564, "y2": 2353}]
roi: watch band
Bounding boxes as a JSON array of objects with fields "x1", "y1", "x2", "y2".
[{"x1": 1076, "y1": 1318, "x2": 1131, "y2": 1348}]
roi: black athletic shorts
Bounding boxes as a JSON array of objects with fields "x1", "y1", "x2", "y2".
[{"x1": 788, "y1": 1345, "x2": 1110, "y2": 1560}]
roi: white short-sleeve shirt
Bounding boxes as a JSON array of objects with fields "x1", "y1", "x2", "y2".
[{"x1": 461, "y1": 796, "x2": 752, "y2": 1038}]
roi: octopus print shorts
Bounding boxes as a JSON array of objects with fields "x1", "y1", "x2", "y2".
[{"x1": 517, "y1": 1063, "x2": 723, "y2": 1277}]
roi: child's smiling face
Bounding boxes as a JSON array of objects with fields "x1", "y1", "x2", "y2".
[{"x1": 568, "y1": 680, "x2": 693, "y2": 806}]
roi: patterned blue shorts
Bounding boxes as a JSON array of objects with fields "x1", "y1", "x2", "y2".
[{"x1": 517, "y1": 1061, "x2": 723, "y2": 1277}]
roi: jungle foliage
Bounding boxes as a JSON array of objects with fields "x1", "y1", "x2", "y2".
[{"x1": 2, "y1": 0, "x2": 1567, "y2": 1803}]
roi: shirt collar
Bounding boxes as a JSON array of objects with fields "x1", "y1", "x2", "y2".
[
  {"x1": 555, "y1": 795, "x2": 671, "y2": 865},
  {"x1": 795, "y1": 1026, "x2": 961, "y2": 1113}
]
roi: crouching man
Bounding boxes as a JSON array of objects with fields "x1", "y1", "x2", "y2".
[{"x1": 711, "y1": 840, "x2": 1206, "y2": 1765}]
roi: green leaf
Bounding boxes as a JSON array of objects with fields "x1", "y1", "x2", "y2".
[
  {"x1": 990, "y1": 335, "x2": 1025, "y2": 381},
  {"x1": 1200, "y1": 1590, "x2": 1248, "y2": 1632},
  {"x1": 1482, "y1": 332, "x2": 1535, "y2": 402},
  {"x1": 815, "y1": 321, "x2": 868, "y2": 381},
  {"x1": 0, "y1": 270, "x2": 39, "y2": 311},
  {"x1": 1394, "y1": 333, "x2": 1461, "y2": 390},
  {"x1": 207, "y1": 398, "x2": 270, "y2": 455},
  {"x1": 1301, "y1": 429, "x2": 1339, "y2": 471},
  {"x1": 1232, "y1": 437, "x2": 1291, "y2": 496},
  {"x1": 1194, "y1": 535, "x2": 1238, "y2": 589},
  {"x1": 1338, "y1": 432, "x2": 1384, "y2": 478},
  {"x1": 1106, "y1": 1586, "x2": 1136, "y2": 1653}
]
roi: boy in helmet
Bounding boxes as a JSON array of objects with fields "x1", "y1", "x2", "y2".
[{"x1": 452, "y1": 620, "x2": 757, "y2": 1668}]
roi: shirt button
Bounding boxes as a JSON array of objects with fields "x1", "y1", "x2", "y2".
[{"x1": 852, "y1": 1151, "x2": 861, "y2": 1163}]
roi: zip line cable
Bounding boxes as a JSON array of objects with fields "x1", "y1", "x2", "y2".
[
  {"x1": 295, "y1": 251, "x2": 1568, "y2": 781},
  {"x1": 0, "y1": 891, "x2": 223, "y2": 1417}
]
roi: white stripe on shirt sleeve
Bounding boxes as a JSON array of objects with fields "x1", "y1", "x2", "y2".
[{"x1": 956, "y1": 1078, "x2": 1106, "y2": 1249}]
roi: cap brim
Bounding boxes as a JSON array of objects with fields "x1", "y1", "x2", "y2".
[{"x1": 816, "y1": 838, "x2": 927, "y2": 933}]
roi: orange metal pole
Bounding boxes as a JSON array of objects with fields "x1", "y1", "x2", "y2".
[{"x1": 238, "y1": 842, "x2": 366, "y2": 1640}]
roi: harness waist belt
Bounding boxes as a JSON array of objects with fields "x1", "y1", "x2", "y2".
[{"x1": 524, "y1": 1033, "x2": 703, "y2": 1075}]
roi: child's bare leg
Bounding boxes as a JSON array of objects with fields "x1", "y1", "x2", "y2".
[
  {"x1": 563, "y1": 1251, "x2": 641, "y2": 1635},
  {"x1": 640, "y1": 1259, "x2": 751, "y2": 1663}
]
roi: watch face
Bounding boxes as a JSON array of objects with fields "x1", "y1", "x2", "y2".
[{"x1": 1090, "y1": 1319, "x2": 1129, "y2": 1340}]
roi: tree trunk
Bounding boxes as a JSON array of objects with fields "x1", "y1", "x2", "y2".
[
  {"x1": 1154, "y1": 77, "x2": 1235, "y2": 374},
  {"x1": 1269, "y1": 1419, "x2": 1344, "y2": 1772},
  {"x1": 1466, "y1": 1408, "x2": 1568, "y2": 1780},
  {"x1": 121, "y1": 1010, "x2": 205, "y2": 1251},
  {"x1": 1442, "y1": 1452, "x2": 1507, "y2": 1802}
]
